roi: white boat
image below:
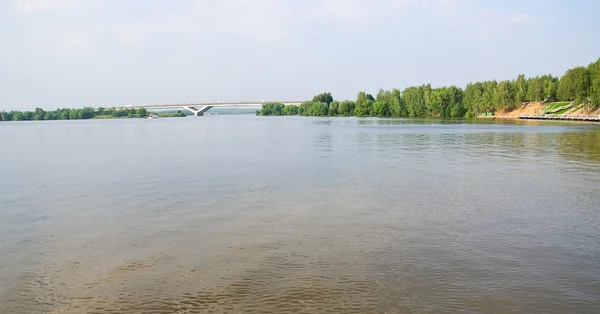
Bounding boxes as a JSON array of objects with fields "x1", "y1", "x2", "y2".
[{"x1": 146, "y1": 114, "x2": 159, "y2": 119}]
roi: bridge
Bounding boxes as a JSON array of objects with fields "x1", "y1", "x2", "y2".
[{"x1": 105, "y1": 101, "x2": 304, "y2": 116}]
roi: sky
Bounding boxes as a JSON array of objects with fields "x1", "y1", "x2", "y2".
[{"x1": 1, "y1": 0, "x2": 599, "y2": 110}]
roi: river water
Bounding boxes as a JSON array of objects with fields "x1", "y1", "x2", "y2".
[{"x1": 1, "y1": 116, "x2": 599, "y2": 313}]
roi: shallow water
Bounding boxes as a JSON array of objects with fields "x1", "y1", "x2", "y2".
[{"x1": 1, "y1": 116, "x2": 599, "y2": 313}]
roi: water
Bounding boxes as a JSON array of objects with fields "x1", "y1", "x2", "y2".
[{"x1": 1, "y1": 116, "x2": 599, "y2": 313}]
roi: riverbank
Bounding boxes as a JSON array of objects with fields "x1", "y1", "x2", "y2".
[{"x1": 478, "y1": 102, "x2": 600, "y2": 120}]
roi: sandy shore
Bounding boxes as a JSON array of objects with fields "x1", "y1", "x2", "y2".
[{"x1": 478, "y1": 102, "x2": 600, "y2": 119}]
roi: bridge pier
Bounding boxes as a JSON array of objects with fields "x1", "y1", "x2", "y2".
[{"x1": 184, "y1": 106, "x2": 213, "y2": 116}]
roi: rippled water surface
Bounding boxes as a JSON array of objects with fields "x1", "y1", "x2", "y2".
[{"x1": 1, "y1": 116, "x2": 599, "y2": 313}]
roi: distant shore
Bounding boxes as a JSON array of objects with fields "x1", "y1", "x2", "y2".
[
  {"x1": 0, "y1": 108, "x2": 187, "y2": 122},
  {"x1": 255, "y1": 57, "x2": 599, "y2": 119}
]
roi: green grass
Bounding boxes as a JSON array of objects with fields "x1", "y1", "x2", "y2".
[
  {"x1": 544, "y1": 102, "x2": 571, "y2": 111},
  {"x1": 539, "y1": 102, "x2": 572, "y2": 114},
  {"x1": 554, "y1": 108, "x2": 571, "y2": 115}
]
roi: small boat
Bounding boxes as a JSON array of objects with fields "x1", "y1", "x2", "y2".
[{"x1": 146, "y1": 114, "x2": 159, "y2": 119}]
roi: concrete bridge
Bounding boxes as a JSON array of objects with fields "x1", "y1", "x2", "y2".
[{"x1": 105, "y1": 101, "x2": 304, "y2": 116}]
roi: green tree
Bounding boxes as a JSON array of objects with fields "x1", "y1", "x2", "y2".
[
  {"x1": 427, "y1": 88, "x2": 444, "y2": 116},
  {"x1": 481, "y1": 80, "x2": 497, "y2": 111},
  {"x1": 542, "y1": 75, "x2": 559, "y2": 102},
  {"x1": 493, "y1": 80, "x2": 516, "y2": 109},
  {"x1": 337, "y1": 100, "x2": 355, "y2": 116},
  {"x1": 45, "y1": 112, "x2": 56, "y2": 120},
  {"x1": 446, "y1": 86, "x2": 464, "y2": 117},
  {"x1": 33, "y1": 108, "x2": 46, "y2": 120},
  {"x1": 527, "y1": 76, "x2": 545, "y2": 102},
  {"x1": 78, "y1": 107, "x2": 95, "y2": 119},
  {"x1": 558, "y1": 70, "x2": 575, "y2": 102},
  {"x1": 136, "y1": 108, "x2": 148, "y2": 117},
  {"x1": 328, "y1": 101, "x2": 339, "y2": 116},
  {"x1": 354, "y1": 99, "x2": 370, "y2": 117},
  {"x1": 308, "y1": 101, "x2": 328, "y2": 116},
  {"x1": 389, "y1": 89, "x2": 406, "y2": 117},
  {"x1": 589, "y1": 57, "x2": 600, "y2": 108},
  {"x1": 374, "y1": 90, "x2": 391, "y2": 116},
  {"x1": 376, "y1": 89, "x2": 405, "y2": 117},
  {"x1": 366, "y1": 100, "x2": 376, "y2": 116},
  {"x1": 60, "y1": 109, "x2": 70, "y2": 120},
  {"x1": 13, "y1": 111, "x2": 23, "y2": 121},
  {"x1": 402, "y1": 86, "x2": 427, "y2": 117},
  {"x1": 259, "y1": 103, "x2": 285, "y2": 115},
  {"x1": 298, "y1": 101, "x2": 311, "y2": 116},
  {"x1": 449, "y1": 103, "x2": 466, "y2": 117},
  {"x1": 283, "y1": 105, "x2": 299, "y2": 115},
  {"x1": 423, "y1": 83, "x2": 432, "y2": 105},
  {"x1": 464, "y1": 82, "x2": 483, "y2": 114},
  {"x1": 312, "y1": 92, "x2": 334, "y2": 105},
  {"x1": 573, "y1": 67, "x2": 591, "y2": 105},
  {"x1": 356, "y1": 91, "x2": 368, "y2": 110},
  {"x1": 85, "y1": 108, "x2": 95, "y2": 119},
  {"x1": 22, "y1": 111, "x2": 33, "y2": 120},
  {"x1": 376, "y1": 89, "x2": 386, "y2": 101},
  {"x1": 515, "y1": 74, "x2": 527, "y2": 103},
  {"x1": 427, "y1": 86, "x2": 464, "y2": 117},
  {"x1": 558, "y1": 66, "x2": 590, "y2": 104},
  {"x1": 372, "y1": 100, "x2": 390, "y2": 117}
]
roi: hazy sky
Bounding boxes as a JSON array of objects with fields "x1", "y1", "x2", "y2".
[{"x1": 1, "y1": 0, "x2": 599, "y2": 110}]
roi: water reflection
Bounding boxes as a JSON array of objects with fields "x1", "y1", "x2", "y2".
[{"x1": 555, "y1": 131, "x2": 600, "y2": 163}]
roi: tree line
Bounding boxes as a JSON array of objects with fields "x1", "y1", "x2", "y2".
[
  {"x1": 257, "y1": 57, "x2": 600, "y2": 118},
  {"x1": 0, "y1": 107, "x2": 185, "y2": 121}
]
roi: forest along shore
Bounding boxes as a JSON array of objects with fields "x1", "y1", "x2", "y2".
[{"x1": 255, "y1": 57, "x2": 600, "y2": 119}]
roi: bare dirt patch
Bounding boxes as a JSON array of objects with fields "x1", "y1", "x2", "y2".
[{"x1": 493, "y1": 102, "x2": 545, "y2": 117}]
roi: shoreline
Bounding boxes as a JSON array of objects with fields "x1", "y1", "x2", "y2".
[
  {"x1": 477, "y1": 115, "x2": 600, "y2": 123},
  {"x1": 477, "y1": 101, "x2": 600, "y2": 122}
]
